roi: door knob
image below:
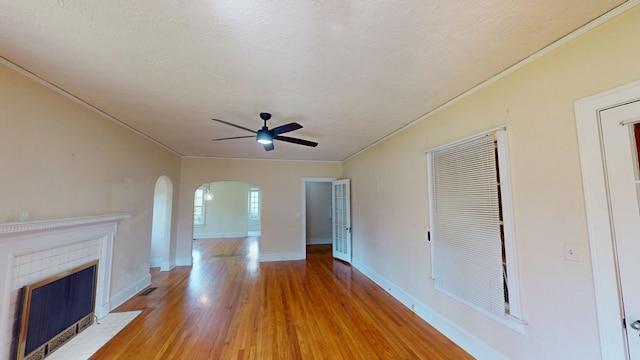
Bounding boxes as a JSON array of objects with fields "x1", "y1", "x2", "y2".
[{"x1": 630, "y1": 320, "x2": 640, "y2": 331}]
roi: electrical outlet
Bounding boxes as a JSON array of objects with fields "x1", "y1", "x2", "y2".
[{"x1": 564, "y1": 243, "x2": 579, "y2": 262}]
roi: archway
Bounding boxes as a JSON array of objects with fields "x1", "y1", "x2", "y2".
[
  {"x1": 192, "y1": 181, "x2": 261, "y2": 240},
  {"x1": 151, "y1": 175, "x2": 174, "y2": 271}
]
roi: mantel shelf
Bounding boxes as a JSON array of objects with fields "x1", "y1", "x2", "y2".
[{"x1": 0, "y1": 213, "x2": 131, "y2": 237}]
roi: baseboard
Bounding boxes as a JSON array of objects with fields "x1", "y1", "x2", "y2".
[
  {"x1": 193, "y1": 232, "x2": 246, "y2": 239},
  {"x1": 149, "y1": 257, "x2": 161, "y2": 268},
  {"x1": 160, "y1": 260, "x2": 176, "y2": 272},
  {"x1": 109, "y1": 273, "x2": 152, "y2": 312},
  {"x1": 259, "y1": 252, "x2": 305, "y2": 262},
  {"x1": 351, "y1": 258, "x2": 506, "y2": 360},
  {"x1": 247, "y1": 230, "x2": 261, "y2": 236},
  {"x1": 175, "y1": 257, "x2": 192, "y2": 266},
  {"x1": 306, "y1": 237, "x2": 332, "y2": 245}
]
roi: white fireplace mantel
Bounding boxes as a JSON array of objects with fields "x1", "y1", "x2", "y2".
[
  {"x1": 0, "y1": 213, "x2": 130, "y2": 237},
  {"x1": 0, "y1": 213, "x2": 130, "y2": 360}
]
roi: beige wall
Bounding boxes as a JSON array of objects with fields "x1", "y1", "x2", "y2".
[
  {"x1": 4, "y1": 5, "x2": 640, "y2": 358},
  {"x1": 177, "y1": 158, "x2": 342, "y2": 261},
  {"x1": 343, "y1": 6, "x2": 640, "y2": 359},
  {"x1": 193, "y1": 181, "x2": 252, "y2": 238},
  {"x1": 0, "y1": 63, "x2": 182, "y2": 297}
]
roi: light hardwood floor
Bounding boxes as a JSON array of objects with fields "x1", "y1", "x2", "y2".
[{"x1": 91, "y1": 238, "x2": 472, "y2": 359}]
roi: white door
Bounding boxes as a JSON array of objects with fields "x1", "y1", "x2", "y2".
[
  {"x1": 601, "y1": 100, "x2": 640, "y2": 358},
  {"x1": 332, "y1": 179, "x2": 351, "y2": 263}
]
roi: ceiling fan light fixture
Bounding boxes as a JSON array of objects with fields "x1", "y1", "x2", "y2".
[
  {"x1": 256, "y1": 130, "x2": 273, "y2": 144},
  {"x1": 211, "y1": 113, "x2": 317, "y2": 151}
]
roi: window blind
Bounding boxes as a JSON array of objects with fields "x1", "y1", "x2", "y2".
[{"x1": 430, "y1": 133, "x2": 506, "y2": 317}]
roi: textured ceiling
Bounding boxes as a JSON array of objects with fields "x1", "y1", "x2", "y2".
[{"x1": 0, "y1": 1, "x2": 626, "y2": 161}]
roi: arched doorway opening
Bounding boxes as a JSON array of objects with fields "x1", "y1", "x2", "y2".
[
  {"x1": 192, "y1": 181, "x2": 261, "y2": 239},
  {"x1": 191, "y1": 181, "x2": 261, "y2": 263},
  {"x1": 151, "y1": 175, "x2": 174, "y2": 271}
]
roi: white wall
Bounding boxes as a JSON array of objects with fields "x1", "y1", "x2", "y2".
[{"x1": 343, "y1": 6, "x2": 640, "y2": 359}]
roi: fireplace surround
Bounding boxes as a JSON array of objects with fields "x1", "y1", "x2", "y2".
[{"x1": 0, "y1": 214, "x2": 130, "y2": 360}]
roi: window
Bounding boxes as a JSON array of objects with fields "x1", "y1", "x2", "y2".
[
  {"x1": 248, "y1": 188, "x2": 260, "y2": 220},
  {"x1": 193, "y1": 186, "x2": 205, "y2": 227},
  {"x1": 427, "y1": 128, "x2": 524, "y2": 331}
]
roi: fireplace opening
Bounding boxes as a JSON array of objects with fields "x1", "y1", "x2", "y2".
[{"x1": 13, "y1": 260, "x2": 98, "y2": 360}]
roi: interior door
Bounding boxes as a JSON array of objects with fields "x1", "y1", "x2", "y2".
[
  {"x1": 332, "y1": 179, "x2": 351, "y2": 263},
  {"x1": 600, "y1": 100, "x2": 640, "y2": 358}
]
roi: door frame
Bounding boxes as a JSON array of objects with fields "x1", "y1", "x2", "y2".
[
  {"x1": 301, "y1": 177, "x2": 337, "y2": 259},
  {"x1": 575, "y1": 79, "x2": 640, "y2": 359}
]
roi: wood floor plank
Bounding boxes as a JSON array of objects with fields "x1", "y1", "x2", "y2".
[{"x1": 91, "y1": 238, "x2": 472, "y2": 359}]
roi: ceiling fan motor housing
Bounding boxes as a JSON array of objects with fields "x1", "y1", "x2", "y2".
[
  {"x1": 259, "y1": 112, "x2": 271, "y2": 121},
  {"x1": 256, "y1": 128, "x2": 273, "y2": 144}
]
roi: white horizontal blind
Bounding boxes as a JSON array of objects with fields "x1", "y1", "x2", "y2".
[{"x1": 430, "y1": 133, "x2": 505, "y2": 317}]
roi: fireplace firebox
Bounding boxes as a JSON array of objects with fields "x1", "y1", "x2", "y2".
[{"x1": 13, "y1": 260, "x2": 98, "y2": 360}]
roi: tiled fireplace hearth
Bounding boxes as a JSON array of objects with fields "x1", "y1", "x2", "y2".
[{"x1": 0, "y1": 214, "x2": 130, "y2": 360}]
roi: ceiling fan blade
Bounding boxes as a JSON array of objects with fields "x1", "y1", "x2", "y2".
[
  {"x1": 274, "y1": 135, "x2": 318, "y2": 147},
  {"x1": 263, "y1": 142, "x2": 275, "y2": 151},
  {"x1": 211, "y1": 118, "x2": 257, "y2": 134},
  {"x1": 211, "y1": 135, "x2": 255, "y2": 141},
  {"x1": 271, "y1": 122, "x2": 303, "y2": 135}
]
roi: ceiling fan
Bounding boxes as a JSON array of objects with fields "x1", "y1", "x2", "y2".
[{"x1": 211, "y1": 112, "x2": 318, "y2": 151}]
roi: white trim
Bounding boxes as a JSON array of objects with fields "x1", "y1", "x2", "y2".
[
  {"x1": 424, "y1": 125, "x2": 506, "y2": 154},
  {"x1": 259, "y1": 252, "x2": 305, "y2": 262},
  {"x1": 617, "y1": 113, "x2": 640, "y2": 125},
  {"x1": 109, "y1": 273, "x2": 152, "y2": 311},
  {"x1": 0, "y1": 213, "x2": 130, "y2": 235},
  {"x1": 160, "y1": 260, "x2": 176, "y2": 272},
  {"x1": 176, "y1": 257, "x2": 193, "y2": 267},
  {"x1": 426, "y1": 152, "x2": 436, "y2": 280},
  {"x1": 247, "y1": 230, "x2": 261, "y2": 236},
  {"x1": 150, "y1": 257, "x2": 162, "y2": 268},
  {"x1": 183, "y1": 155, "x2": 342, "y2": 163},
  {"x1": 352, "y1": 258, "x2": 508, "y2": 360},
  {"x1": 495, "y1": 130, "x2": 523, "y2": 320},
  {"x1": 345, "y1": 1, "x2": 640, "y2": 162},
  {"x1": 574, "y1": 79, "x2": 640, "y2": 359},
  {"x1": 306, "y1": 237, "x2": 332, "y2": 245},
  {"x1": 431, "y1": 283, "x2": 526, "y2": 334},
  {"x1": 302, "y1": 177, "x2": 337, "y2": 259}
]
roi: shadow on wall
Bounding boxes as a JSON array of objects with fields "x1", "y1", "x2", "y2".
[{"x1": 192, "y1": 181, "x2": 261, "y2": 240}]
